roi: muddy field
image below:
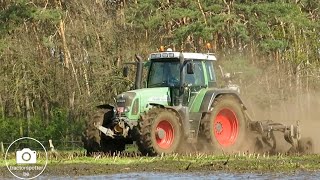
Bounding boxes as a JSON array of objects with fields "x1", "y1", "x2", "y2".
[{"x1": 1, "y1": 154, "x2": 320, "y2": 178}]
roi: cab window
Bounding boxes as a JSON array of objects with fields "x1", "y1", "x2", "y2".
[
  {"x1": 205, "y1": 61, "x2": 216, "y2": 87},
  {"x1": 185, "y1": 61, "x2": 205, "y2": 86}
]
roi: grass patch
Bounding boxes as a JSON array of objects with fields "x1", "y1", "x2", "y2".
[{"x1": 1, "y1": 151, "x2": 320, "y2": 174}]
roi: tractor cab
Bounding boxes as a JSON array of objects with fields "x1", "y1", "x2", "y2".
[
  {"x1": 147, "y1": 51, "x2": 217, "y2": 88},
  {"x1": 147, "y1": 51, "x2": 217, "y2": 107}
]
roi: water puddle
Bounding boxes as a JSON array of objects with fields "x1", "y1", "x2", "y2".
[{"x1": 38, "y1": 171, "x2": 320, "y2": 180}]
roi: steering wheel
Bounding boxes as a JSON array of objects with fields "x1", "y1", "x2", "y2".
[{"x1": 168, "y1": 77, "x2": 179, "y2": 86}]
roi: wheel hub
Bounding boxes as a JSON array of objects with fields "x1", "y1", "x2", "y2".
[
  {"x1": 215, "y1": 122, "x2": 223, "y2": 134},
  {"x1": 156, "y1": 128, "x2": 166, "y2": 140},
  {"x1": 155, "y1": 120, "x2": 174, "y2": 149}
]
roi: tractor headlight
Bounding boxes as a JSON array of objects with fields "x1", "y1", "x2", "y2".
[{"x1": 162, "y1": 53, "x2": 168, "y2": 58}]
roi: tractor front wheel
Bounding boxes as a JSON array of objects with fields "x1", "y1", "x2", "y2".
[
  {"x1": 83, "y1": 108, "x2": 125, "y2": 155},
  {"x1": 202, "y1": 95, "x2": 248, "y2": 153},
  {"x1": 137, "y1": 108, "x2": 182, "y2": 156},
  {"x1": 100, "y1": 138, "x2": 126, "y2": 154}
]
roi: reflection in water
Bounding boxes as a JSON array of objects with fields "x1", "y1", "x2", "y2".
[{"x1": 39, "y1": 171, "x2": 320, "y2": 180}]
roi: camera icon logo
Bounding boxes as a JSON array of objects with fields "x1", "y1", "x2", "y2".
[{"x1": 16, "y1": 148, "x2": 37, "y2": 164}]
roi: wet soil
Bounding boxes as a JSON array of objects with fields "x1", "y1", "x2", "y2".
[{"x1": 1, "y1": 155, "x2": 320, "y2": 178}]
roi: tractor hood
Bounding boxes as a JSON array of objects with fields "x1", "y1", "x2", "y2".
[
  {"x1": 116, "y1": 87, "x2": 170, "y2": 119},
  {"x1": 128, "y1": 87, "x2": 171, "y2": 107}
]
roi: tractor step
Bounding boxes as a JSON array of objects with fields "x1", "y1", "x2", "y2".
[{"x1": 187, "y1": 130, "x2": 197, "y2": 143}]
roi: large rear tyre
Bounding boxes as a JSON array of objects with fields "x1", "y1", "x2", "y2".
[
  {"x1": 137, "y1": 108, "x2": 182, "y2": 156},
  {"x1": 202, "y1": 95, "x2": 248, "y2": 153}
]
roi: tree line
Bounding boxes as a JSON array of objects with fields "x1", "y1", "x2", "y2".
[{"x1": 0, "y1": 0, "x2": 319, "y2": 143}]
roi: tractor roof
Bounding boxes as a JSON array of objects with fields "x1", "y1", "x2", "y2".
[{"x1": 149, "y1": 52, "x2": 217, "y2": 61}]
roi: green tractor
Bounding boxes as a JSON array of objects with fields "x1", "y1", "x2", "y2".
[{"x1": 82, "y1": 50, "x2": 313, "y2": 156}]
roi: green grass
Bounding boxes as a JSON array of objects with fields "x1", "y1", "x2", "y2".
[{"x1": 1, "y1": 151, "x2": 320, "y2": 172}]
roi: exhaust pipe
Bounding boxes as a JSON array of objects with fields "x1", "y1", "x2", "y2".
[{"x1": 135, "y1": 54, "x2": 143, "y2": 89}]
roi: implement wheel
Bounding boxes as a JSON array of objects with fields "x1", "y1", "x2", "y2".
[
  {"x1": 137, "y1": 108, "x2": 182, "y2": 156},
  {"x1": 298, "y1": 137, "x2": 314, "y2": 154},
  {"x1": 202, "y1": 95, "x2": 248, "y2": 153}
]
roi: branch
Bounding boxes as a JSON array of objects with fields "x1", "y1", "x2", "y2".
[{"x1": 197, "y1": 0, "x2": 207, "y2": 25}]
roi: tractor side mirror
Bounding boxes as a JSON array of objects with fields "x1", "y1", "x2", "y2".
[
  {"x1": 186, "y1": 62, "x2": 194, "y2": 74},
  {"x1": 123, "y1": 66, "x2": 129, "y2": 77}
]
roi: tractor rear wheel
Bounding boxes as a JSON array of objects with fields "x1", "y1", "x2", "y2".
[
  {"x1": 137, "y1": 108, "x2": 182, "y2": 156},
  {"x1": 202, "y1": 95, "x2": 248, "y2": 153}
]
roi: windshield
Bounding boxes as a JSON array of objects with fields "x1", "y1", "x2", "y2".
[
  {"x1": 148, "y1": 60, "x2": 180, "y2": 87},
  {"x1": 147, "y1": 60, "x2": 205, "y2": 88}
]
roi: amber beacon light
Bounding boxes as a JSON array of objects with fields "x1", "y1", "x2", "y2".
[
  {"x1": 159, "y1": 46, "x2": 165, "y2": 52},
  {"x1": 206, "y1": 43, "x2": 212, "y2": 50}
]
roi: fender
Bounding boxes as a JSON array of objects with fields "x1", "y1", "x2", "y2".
[
  {"x1": 148, "y1": 103, "x2": 189, "y2": 139},
  {"x1": 96, "y1": 104, "x2": 114, "y2": 110},
  {"x1": 148, "y1": 103, "x2": 182, "y2": 120},
  {"x1": 199, "y1": 89, "x2": 246, "y2": 113},
  {"x1": 95, "y1": 104, "x2": 116, "y2": 127}
]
